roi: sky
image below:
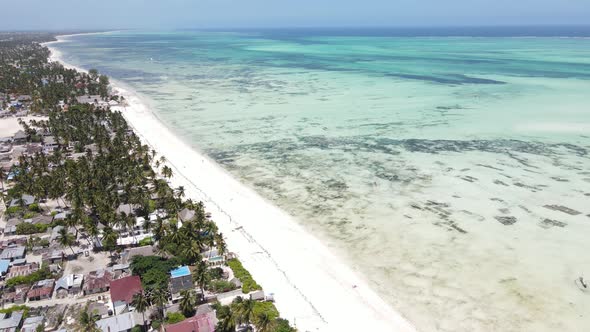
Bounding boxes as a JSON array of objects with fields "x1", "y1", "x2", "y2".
[{"x1": 1, "y1": 0, "x2": 589, "y2": 31}]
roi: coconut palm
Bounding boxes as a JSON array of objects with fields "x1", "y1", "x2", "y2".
[
  {"x1": 179, "y1": 289, "x2": 197, "y2": 317},
  {"x1": 237, "y1": 298, "x2": 255, "y2": 329},
  {"x1": 192, "y1": 260, "x2": 210, "y2": 300},
  {"x1": 57, "y1": 227, "x2": 76, "y2": 255},
  {"x1": 254, "y1": 311, "x2": 273, "y2": 332},
  {"x1": 131, "y1": 291, "x2": 151, "y2": 331},
  {"x1": 149, "y1": 288, "x2": 168, "y2": 319},
  {"x1": 79, "y1": 303, "x2": 101, "y2": 332}
]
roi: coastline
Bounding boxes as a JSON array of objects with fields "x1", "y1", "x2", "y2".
[{"x1": 44, "y1": 35, "x2": 417, "y2": 331}]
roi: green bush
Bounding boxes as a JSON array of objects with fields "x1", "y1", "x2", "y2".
[
  {"x1": 208, "y1": 279, "x2": 236, "y2": 293},
  {"x1": 0, "y1": 305, "x2": 29, "y2": 318},
  {"x1": 6, "y1": 206, "x2": 21, "y2": 216},
  {"x1": 16, "y1": 223, "x2": 48, "y2": 235},
  {"x1": 23, "y1": 212, "x2": 36, "y2": 219},
  {"x1": 252, "y1": 302, "x2": 279, "y2": 321},
  {"x1": 273, "y1": 318, "x2": 297, "y2": 332},
  {"x1": 138, "y1": 237, "x2": 153, "y2": 246},
  {"x1": 165, "y1": 312, "x2": 185, "y2": 324},
  {"x1": 28, "y1": 203, "x2": 41, "y2": 212},
  {"x1": 227, "y1": 258, "x2": 262, "y2": 293}
]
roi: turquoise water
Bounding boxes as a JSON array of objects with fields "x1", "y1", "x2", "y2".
[{"x1": 55, "y1": 30, "x2": 590, "y2": 331}]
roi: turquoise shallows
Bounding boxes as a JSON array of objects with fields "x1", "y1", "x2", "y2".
[{"x1": 53, "y1": 30, "x2": 590, "y2": 332}]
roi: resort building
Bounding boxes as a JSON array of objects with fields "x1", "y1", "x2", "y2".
[{"x1": 169, "y1": 266, "x2": 193, "y2": 298}]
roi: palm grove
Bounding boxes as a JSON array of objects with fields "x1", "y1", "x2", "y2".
[{"x1": 1, "y1": 33, "x2": 295, "y2": 331}]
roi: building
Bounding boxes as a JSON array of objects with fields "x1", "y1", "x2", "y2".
[
  {"x1": 27, "y1": 279, "x2": 55, "y2": 301},
  {"x1": 164, "y1": 311, "x2": 217, "y2": 332},
  {"x1": 5, "y1": 262, "x2": 39, "y2": 279},
  {"x1": 12, "y1": 130, "x2": 28, "y2": 145},
  {"x1": 169, "y1": 266, "x2": 193, "y2": 296},
  {"x1": 55, "y1": 274, "x2": 84, "y2": 297},
  {"x1": 0, "y1": 259, "x2": 9, "y2": 277},
  {"x1": 41, "y1": 249, "x2": 65, "y2": 265},
  {"x1": 0, "y1": 246, "x2": 26, "y2": 262},
  {"x1": 20, "y1": 316, "x2": 44, "y2": 332},
  {"x1": 178, "y1": 208, "x2": 195, "y2": 222},
  {"x1": 8, "y1": 194, "x2": 35, "y2": 208},
  {"x1": 43, "y1": 136, "x2": 58, "y2": 152},
  {"x1": 121, "y1": 245, "x2": 157, "y2": 264},
  {"x1": 2, "y1": 219, "x2": 20, "y2": 236},
  {"x1": 95, "y1": 311, "x2": 143, "y2": 332},
  {"x1": 0, "y1": 310, "x2": 24, "y2": 332},
  {"x1": 109, "y1": 275, "x2": 143, "y2": 314},
  {"x1": 83, "y1": 269, "x2": 114, "y2": 295},
  {"x1": 2, "y1": 285, "x2": 28, "y2": 304}
]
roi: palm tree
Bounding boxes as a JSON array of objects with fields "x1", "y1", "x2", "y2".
[
  {"x1": 215, "y1": 233, "x2": 227, "y2": 262},
  {"x1": 254, "y1": 312, "x2": 273, "y2": 332},
  {"x1": 161, "y1": 165, "x2": 173, "y2": 179},
  {"x1": 79, "y1": 302, "x2": 101, "y2": 332},
  {"x1": 215, "y1": 305, "x2": 236, "y2": 332},
  {"x1": 176, "y1": 186, "x2": 185, "y2": 199},
  {"x1": 179, "y1": 289, "x2": 197, "y2": 317},
  {"x1": 57, "y1": 227, "x2": 76, "y2": 255},
  {"x1": 0, "y1": 168, "x2": 5, "y2": 193},
  {"x1": 149, "y1": 288, "x2": 168, "y2": 319},
  {"x1": 237, "y1": 298, "x2": 255, "y2": 329},
  {"x1": 131, "y1": 292, "x2": 150, "y2": 331},
  {"x1": 192, "y1": 260, "x2": 210, "y2": 300}
]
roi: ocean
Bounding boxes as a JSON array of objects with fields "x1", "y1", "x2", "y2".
[{"x1": 53, "y1": 28, "x2": 590, "y2": 331}]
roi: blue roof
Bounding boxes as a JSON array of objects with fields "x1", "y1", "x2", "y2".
[
  {"x1": 0, "y1": 259, "x2": 10, "y2": 274},
  {"x1": 170, "y1": 266, "x2": 190, "y2": 278}
]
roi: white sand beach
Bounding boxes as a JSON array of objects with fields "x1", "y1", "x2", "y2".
[{"x1": 45, "y1": 36, "x2": 417, "y2": 332}]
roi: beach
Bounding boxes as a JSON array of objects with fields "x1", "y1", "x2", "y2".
[{"x1": 44, "y1": 36, "x2": 417, "y2": 332}]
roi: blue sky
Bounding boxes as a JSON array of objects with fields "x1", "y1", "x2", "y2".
[{"x1": 1, "y1": 0, "x2": 589, "y2": 30}]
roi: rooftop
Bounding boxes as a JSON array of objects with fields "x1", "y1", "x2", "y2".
[
  {"x1": 164, "y1": 311, "x2": 217, "y2": 332},
  {"x1": 0, "y1": 246, "x2": 26, "y2": 260},
  {"x1": 96, "y1": 311, "x2": 142, "y2": 332},
  {"x1": 0, "y1": 310, "x2": 24, "y2": 330},
  {"x1": 110, "y1": 275, "x2": 143, "y2": 304}
]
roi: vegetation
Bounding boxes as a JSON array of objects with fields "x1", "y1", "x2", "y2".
[
  {"x1": 214, "y1": 297, "x2": 289, "y2": 332},
  {"x1": 130, "y1": 255, "x2": 181, "y2": 290},
  {"x1": 79, "y1": 303, "x2": 101, "y2": 332},
  {"x1": 16, "y1": 222, "x2": 48, "y2": 234},
  {"x1": 165, "y1": 312, "x2": 185, "y2": 324},
  {"x1": 227, "y1": 258, "x2": 262, "y2": 293},
  {"x1": 5, "y1": 265, "x2": 52, "y2": 287}
]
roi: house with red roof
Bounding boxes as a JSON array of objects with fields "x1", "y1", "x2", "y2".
[
  {"x1": 109, "y1": 275, "x2": 143, "y2": 314},
  {"x1": 27, "y1": 279, "x2": 55, "y2": 301},
  {"x1": 164, "y1": 311, "x2": 217, "y2": 332}
]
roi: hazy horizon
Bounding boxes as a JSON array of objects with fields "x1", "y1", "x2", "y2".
[{"x1": 1, "y1": 0, "x2": 589, "y2": 31}]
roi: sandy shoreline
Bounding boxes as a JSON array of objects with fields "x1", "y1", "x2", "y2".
[{"x1": 44, "y1": 35, "x2": 417, "y2": 331}]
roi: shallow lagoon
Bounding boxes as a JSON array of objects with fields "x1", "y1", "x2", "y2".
[{"x1": 55, "y1": 30, "x2": 590, "y2": 331}]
